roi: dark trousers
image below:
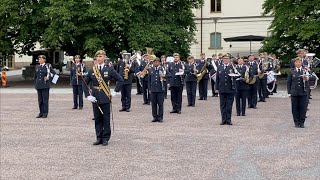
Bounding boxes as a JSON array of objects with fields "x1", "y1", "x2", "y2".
[
  {"x1": 186, "y1": 81, "x2": 197, "y2": 106},
  {"x1": 72, "y1": 85, "x2": 83, "y2": 107},
  {"x1": 198, "y1": 79, "x2": 208, "y2": 99},
  {"x1": 248, "y1": 83, "x2": 258, "y2": 107},
  {"x1": 37, "y1": 88, "x2": 49, "y2": 116},
  {"x1": 93, "y1": 103, "x2": 111, "y2": 142},
  {"x1": 219, "y1": 93, "x2": 234, "y2": 124},
  {"x1": 258, "y1": 79, "x2": 267, "y2": 100},
  {"x1": 151, "y1": 92, "x2": 164, "y2": 120},
  {"x1": 142, "y1": 80, "x2": 150, "y2": 103},
  {"x1": 163, "y1": 81, "x2": 168, "y2": 98},
  {"x1": 121, "y1": 84, "x2": 132, "y2": 109},
  {"x1": 236, "y1": 90, "x2": 248, "y2": 115},
  {"x1": 291, "y1": 95, "x2": 307, "y2": 126},
  {"x1": 136, "y1": 76, "x2": 142, "y2": 94},
  {"x1": 211, "y1": 80, "x2": 217, "y2": 96},
  {"x1": 170, "y1": 86, "x2": 183, "y2": 111}
]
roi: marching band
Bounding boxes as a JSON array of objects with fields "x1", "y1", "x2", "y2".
[{"x1": 34, "y1": 48, "x2": 319, "y2": 145}]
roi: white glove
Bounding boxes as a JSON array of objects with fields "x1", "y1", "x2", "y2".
[
  {"x1": 87, "y1": 95, "x2": 97, "y2": 103},
  {"x1": 215, "y1": 90, "x2": 219, "y2": 94}
]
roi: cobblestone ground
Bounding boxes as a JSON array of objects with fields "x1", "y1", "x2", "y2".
[{"x1": 1, "y1": 85, "x2": 320, "y2": 179}]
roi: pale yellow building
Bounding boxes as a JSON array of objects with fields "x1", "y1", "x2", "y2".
[{"x1": 190, "y1": 0, "x2": 274, "y2": 58}]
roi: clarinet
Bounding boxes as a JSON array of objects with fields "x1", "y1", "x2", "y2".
[{"x1": 180, "y1": 61, "x2": 185, "y2": 85}]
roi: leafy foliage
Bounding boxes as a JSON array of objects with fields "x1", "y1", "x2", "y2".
[
  {"x1": 261, "y1": 0, "x2": 320, "y2": 63},
  {"x1": 0, "y1": 0, "x2": 203, "y2": 59}
]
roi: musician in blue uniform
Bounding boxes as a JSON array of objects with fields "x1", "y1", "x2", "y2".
[
  {"x1": 134, "y1": 51, "x2": 143, "y2": 95},
  {"x1": 235, "y1": 58, "x2": 249, "y2": 116},
  {"x1": 161, "y1": 55, "x2": 168, "y2": 99},
  {"x1": 148, "y1": 57, "x2": 165, "y2": 122},
  {"x1": 84, "y1": 50, "x2": 123, "y2": 146},
  {"x1": 167, "y1": 53, "x2": 184, "y2": 114},
  {"x1": 197, "y1": 53, "x2": 210, "y2": 100},
  {"x1": 210, "y1": 54, "x2": 218, "y2": 97},
  {"x1": 184, "y1": 56, "x2": 198, "y2": 107},
  {"x1": 117, "y1": 52, "x2": 135, "y2": 112},
  {"x1": 246, "y1": 54, "x2": 259, "y2": 109},
  {"x1": 287, "y1": 57, "x2": 313, "y2": 128},
  {"x1": 257, "y1": 53, "x2": 272, "y2": 102},
  {"x1": 70, "y1": 55, "x2": 86, "y2": 110},
  {"x1": 34, "y1": 55, "x2": 56, "y2": 118},
  {"x1": 216, "y1": 54, "x2": 236, "y2": 125},
  {"x1": 137, "y1": 54, "x2": 151, "y2": 105}
]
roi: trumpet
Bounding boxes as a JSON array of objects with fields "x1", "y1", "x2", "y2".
[{"x1": 160, "y1": 67, "x2": 166, "y2": 91}]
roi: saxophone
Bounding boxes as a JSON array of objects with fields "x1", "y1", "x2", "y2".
[
  {"x1": 140, "y1": 60, "x2": 151, "y2": 78},
  {"x1": 123, "y1": 59, "x2": 130, "y2": 80},
  {"x1": 196, "y1": 60, "x2": 208, "y2": 82}
]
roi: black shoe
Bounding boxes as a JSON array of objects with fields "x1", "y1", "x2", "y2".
[
  {"x1": 227, "y1": 122, "x2": 233, "y2": 125},
  {"x1": 170, "y1": 110, "x2": 176, "y2": 113},
  {"x1": 262, "y1": 100, "x2": 266, "y2": 102},
  {"x1": 300, "y1": 124, "x2": 305, "y2": 128},
  {"x1": 164, "y1": 97, "x2": 167, "y2": 99},
  {"x1": 36, "y1": 114, "x2": 42, "y2": 118},
  {"x1": 187, "y1": 104, "x2": 192, "y2": 107},
  {"x1": 126, "y1": 109, "x2": 130, "y2": 112},
  {"x1": 192, "y1": 105, "x2": 195, "y2": 107},
  {"x1": 204, "y1": 98, "x2": 207, "y2": 100},
  {"x1": 143, "y1": 102, "x2": 148, "y2": 105},
  {"x1": 158, "y1": 119, "x2": 163, "y2": 123},
  {"x1": 237, "y1": 114, "x2": 240, "y2": 116},
  {"x1": 119, "y1": 108, "x2": 126, "y2": 112},
  {"x1": 152, "y1": 119, "x2": 158, "y2": 122},
  {"x1": 177, "y1": 111, "x2": 181, "y2": 114},
  {"x1": 309, "y1": 97, "x2": 312, "y2": 99},
  {"x1": 79, "y1": 107, "x2": 83, "y2": 110},
  {"x1": 72, "y1": 107, "x2": 77, "y2": 109},
  {"x1": 220, "y1": 122, "x2": 226, "y2": 125},
  {"x1": 93, "y1": 140, "x2": 102, "y2": 145},
  {"x1": 242, "y1": 114, "x2": 246, "y2": 116},
  {"x1": 198, "y1": 98, "x2": 203, "y2": 100},
  {"x1": 102, "y1": 141, "x2": 109, "y2": 146},
  {"x1": 253, "y1": 106, "x2": 257, "y2": 109},
  {"x1": 147, "y1": 102, "x2": 150, "y2": 105},
  {"x1": 295, "y1": 125, "x2": 300, "y2": 128},
  {"x1": 42, "y1": 115, "x2": 47, "y2": 118},
  {"x1": 258, "y1": 99, "x2": 263, "y2": 102},
  {"x1": 92, "y1": 118, "x2": 95, "y2": 120}
]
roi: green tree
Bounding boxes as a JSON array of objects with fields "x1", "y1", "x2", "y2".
[
  {"x1": 261, "y1": 0, "x2": 320, "y2": 63},
  {"x1": 0, "y1": 0, "x2": 203, "y2": 60}
]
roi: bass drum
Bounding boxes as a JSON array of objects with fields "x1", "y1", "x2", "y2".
[{"x1": 267, "y1": 71, "x2": 275, "y2": 84}]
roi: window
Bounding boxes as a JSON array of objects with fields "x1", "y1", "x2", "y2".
[
  {"x1": 210, "y1": 32, "x2": 222, "y2": 49},
  {"x1": 211, "y1": 0, "x2": 221, "y2": 13}
]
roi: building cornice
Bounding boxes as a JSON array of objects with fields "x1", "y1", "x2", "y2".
[{"x1": 194, "y1": 15, "x2": 274, "y2": 21}]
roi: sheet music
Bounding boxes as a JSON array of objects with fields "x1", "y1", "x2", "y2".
[{"x1": 52, "y1": 74, "x2": 59, "y2": 84}]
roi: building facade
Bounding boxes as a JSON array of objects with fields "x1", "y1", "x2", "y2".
[{"x1": 190, "y1": 0, "x2": 274, "y2": 58}]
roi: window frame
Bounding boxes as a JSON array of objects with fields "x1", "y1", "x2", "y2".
[
  {"x1": 210, "y1": 0, "x2": 222, "y2": 13},
  {"x1": 209, "y1": 32, "x2": 223, "y2": 49}
]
